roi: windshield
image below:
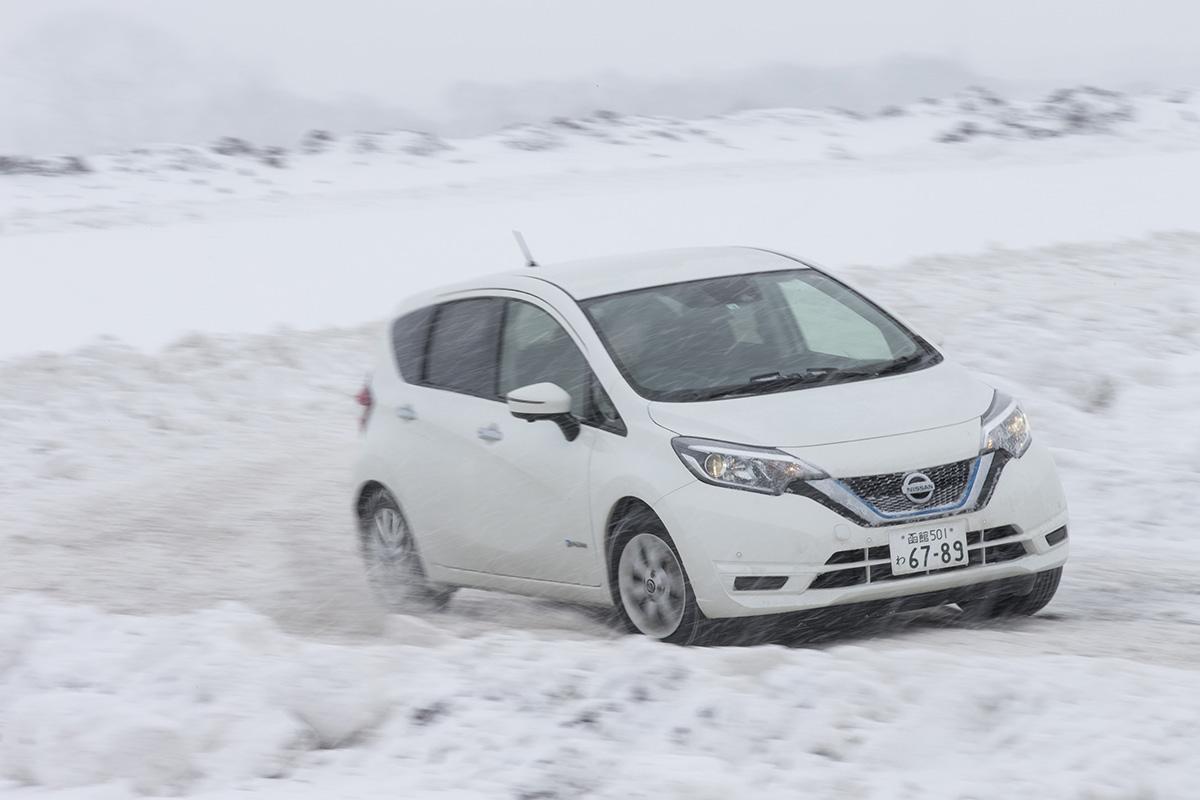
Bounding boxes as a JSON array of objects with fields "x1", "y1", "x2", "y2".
[{"x1": 581, "y1": 268, "x2": 939, "y2": 402}]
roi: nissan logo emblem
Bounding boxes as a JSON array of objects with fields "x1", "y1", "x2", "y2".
[{"x1": 901, "y1": 472, "x2": 936, "y2": 504}]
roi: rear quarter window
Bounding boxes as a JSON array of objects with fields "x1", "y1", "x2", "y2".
[{"x1": 391, "y1": 306, "x2": 435, "y2": 382}]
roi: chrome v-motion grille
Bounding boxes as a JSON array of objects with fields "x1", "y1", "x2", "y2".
[
  {"x1": 789, "y1": 452, "x2": 1003, "y2": 527},
  {"x1": 842, "y1": 458, "x2": 974, "y2": 514}
]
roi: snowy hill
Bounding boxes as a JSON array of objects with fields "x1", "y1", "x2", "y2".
[{"x1": 3, "y1": 86, "x2": 1197, "y2": 184}]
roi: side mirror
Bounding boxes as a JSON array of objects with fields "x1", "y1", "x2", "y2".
[{"x1": 506, "y1": 382, "x2": 580, "y2": 442}]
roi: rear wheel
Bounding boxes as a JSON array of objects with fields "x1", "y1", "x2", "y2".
[
  {"x1": 358, "y1": 490, "x2": 454, "y2": 611},
  {"x1": 611, "y1": 514, "x2": 704, "y2": 645},
  {"x1": 960, "y1": 566, "x2": 1062, "y2": 618}
]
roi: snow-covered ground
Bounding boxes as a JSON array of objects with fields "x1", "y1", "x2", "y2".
[{"x1": 2, "y1": 89, "x2": 1200, "y2": 797}]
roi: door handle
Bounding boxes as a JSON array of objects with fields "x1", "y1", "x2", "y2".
[
  {"x1": 476, "y1": 424, "x2": 503, "y2": 443},
  {"x1": 395, "y1": 404, "x2": 418, "y2": 421}
]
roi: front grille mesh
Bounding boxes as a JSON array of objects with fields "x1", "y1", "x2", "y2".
[{"x1": 841, "y1": 458, "x2": 974, "y2": 513}]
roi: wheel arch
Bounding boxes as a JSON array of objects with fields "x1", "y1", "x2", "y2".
[
  {"x1": 604, "y1": 494, "x2": 707, "y2": 643},
  {"x1": 604, "y1": 496, "x2": 663, "y2": 586},
  {"x1": 354, "y1": 479, "x2": 390, "y2": 520}
]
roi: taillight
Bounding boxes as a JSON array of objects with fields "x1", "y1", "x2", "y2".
[{"x1": 356, "y1": 382, "x2": 374, "y2": 431}]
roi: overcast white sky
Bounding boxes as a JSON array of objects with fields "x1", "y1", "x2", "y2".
[
  {"x1": 3, "y1": 0, "x2": 1198, "y2": 110},
  {"x1": 2, "y1": 0, "x2": 1198, "y2": 152}
]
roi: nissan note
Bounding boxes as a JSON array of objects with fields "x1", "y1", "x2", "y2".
[{"x1": 352, "y1": 247, "x2": 1069, "y2": 643}]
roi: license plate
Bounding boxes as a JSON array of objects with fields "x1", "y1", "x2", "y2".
[{"x1": 888, "y1": 520, "x2": 968, "y2": 575}]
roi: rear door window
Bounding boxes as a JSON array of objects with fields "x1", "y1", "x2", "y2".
[{"x1": 424, "y1": 298, "x2": 504, "y2": 398}]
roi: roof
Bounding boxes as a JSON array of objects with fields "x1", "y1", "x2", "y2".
[
  {"x1": 410, "y1": 247, "x2": 817, "y2": 313},
  {"x1": 532, "y1": 246, "x2": 810, "y2": 299}
]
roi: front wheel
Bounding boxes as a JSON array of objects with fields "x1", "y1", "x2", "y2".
[
  {"x1": 612, "y1": 517, "x2": 704, "y2": 645},
  {"x1": 359, "y1": 490, "x2": 454, "y2": 612},
  {"x1": 960, "y1": 567, "x2": 1062, "y2": 618}
]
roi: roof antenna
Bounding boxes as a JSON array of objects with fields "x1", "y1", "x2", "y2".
[{"x1": 512, "y1": 230, "x2": 538, "y2": 268}]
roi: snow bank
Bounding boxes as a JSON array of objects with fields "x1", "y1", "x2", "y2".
[
  {"x1": 0, "y1": 597, "x2": 381, "y2": 793},
  {"x1": 0, "y1": 324, "x2": 373, "y2": 510},
  {"x1": 1, "y1": 595, "x2": 1198, "y2": 798}
]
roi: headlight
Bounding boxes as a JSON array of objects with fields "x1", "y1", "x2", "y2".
[
  {"x1": 980, "y1": 391, "x2": 1032, "y2": 458},
  {"x1": 671, "y1": 437, "x2": 827, "y2": 495}
]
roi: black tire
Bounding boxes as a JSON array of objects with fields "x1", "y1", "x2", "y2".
[
  {"x1": 609, "y1": 510, "x2": 705, "y2": 645},
  {"x1": 960, "y1": 567, "x2": 1062, "y2": 619},
  {"x1": 358, "y1": 490, "x2": 455, "y2": 612}
]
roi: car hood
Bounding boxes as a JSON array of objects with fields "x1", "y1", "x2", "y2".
[{"x1": 646, "y1": 360, "x2": 993, "y2": 449}]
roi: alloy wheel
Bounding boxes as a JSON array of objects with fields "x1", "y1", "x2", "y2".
[{"x1": 617, "y1": 532, "x2": 687, "y2": 638}]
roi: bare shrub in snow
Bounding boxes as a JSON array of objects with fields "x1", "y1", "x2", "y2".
[
  {"x1": 0, "y1": 155, "x2": 90, "y2": 176},
  {"x1": 551, "y1": 116, "x2": 587, "y2": 131},
  {"x1": 394, "y1": 131, "x2": 450, "y2": 157},
  {"x1": 348, "y1": 130, "x2": 448, "y2": 157},
  {"x1": 301, "y1": 129, "x2": 335, "y2": 154},
  {"x1": 258, "y1": 145, "x2": 287, "y2": 168},
  {"x1": 211, "y1": 136, "x2": 256, "y2": 157},
  {"x1": 207, "y1": 137, "x2": 286, "y2": 168},
  {"x1": 61, "y1": 155, "x2": 90, "y2": 174},
  {"x1": 937, "y1": 122, "x2": 980, "y2": 144},
  {"x1": 107, "y1": 145, "x2": 218, "y2": 173},
  {"x1": 954, "y1": 85, "x2": 1007, "y2": 113},
  {"x1": 1040, "y1": 86, "x2": 1134, "y2": 133},
  {"x1": 500, "y1": 124, "x2": 564, "y2": 152},
  {"x1": 352, "y1": 132, "x2": 383, "y2": 153},
  {"x1": 934, "y1": 86, "x2": 1136, "y2": 143}
]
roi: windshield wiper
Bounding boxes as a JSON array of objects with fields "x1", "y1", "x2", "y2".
[
  {"x1": 748, "y1": 369, "x2": 837, "y2": 383},
  {"x1": 696, "y1": 354, "x2": 932, "y2": 401},
  {"x1": 699, "y1": 369, "x2": 841, "y2": 400},
  {"x1": 830, "y1": 352, "x2": 930, "y2": 381}
]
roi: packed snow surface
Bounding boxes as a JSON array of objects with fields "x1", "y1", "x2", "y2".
[
  {"x1": 3, "y1": 88, "x2": 1200, "y2": 797},
  {"x1": 2, "y1": 596, "x2": 1199, "y2": 799}
]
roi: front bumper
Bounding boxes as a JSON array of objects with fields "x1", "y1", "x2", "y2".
[{"x1": 652, "y1": 440, "x2": 1069, "y2": 619}]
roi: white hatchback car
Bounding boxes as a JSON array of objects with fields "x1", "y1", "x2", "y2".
[{"x1": 353, "y1": 248, "x2": 1068, "y2": 643}]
